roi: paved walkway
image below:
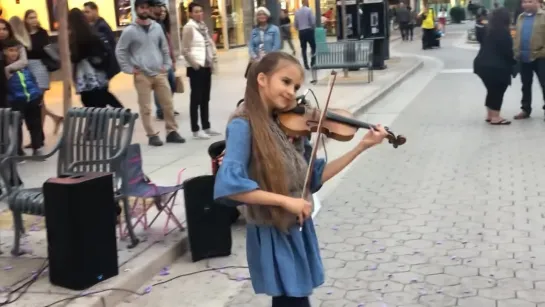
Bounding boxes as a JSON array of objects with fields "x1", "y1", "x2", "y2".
[
  {"x1": 0, "y1": 36, "x2": 417, "y2": 307},
  {"x1": 115, "y1": 24, "x2": 545, "y2": 307},
  {"x1": 225, "y1": 26, "x2": 545, "y2": 307}
]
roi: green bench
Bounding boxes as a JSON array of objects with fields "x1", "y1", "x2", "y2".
[{"x1": 311, "y1": 40, "x2": 374, "y2": 83}]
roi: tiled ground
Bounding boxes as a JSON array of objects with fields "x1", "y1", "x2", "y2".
[{"x1": 225, "y1": 69, "x2": 545, "y2": 306}]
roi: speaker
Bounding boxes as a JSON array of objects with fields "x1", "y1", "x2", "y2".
[
  {"x1": 183, "y1": 175, "x2": 232, "y2": 262},
  {"x1": 43, "y1": 172, "x2": 119, "y2": 290}
]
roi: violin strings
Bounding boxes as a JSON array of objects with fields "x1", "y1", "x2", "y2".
[{"x1": 306, "y1": 88, "x2": 329, "y2": 163}]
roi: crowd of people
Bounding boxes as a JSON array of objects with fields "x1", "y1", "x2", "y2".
[
  {"x1": 0, "y1": 0, "x2": 224, "y2": 154},
  {"x1": 473, "y1": 0, "x2": 545, "y2": 125}
]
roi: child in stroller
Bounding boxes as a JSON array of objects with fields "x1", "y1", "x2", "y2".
[{"x1": 432, "y1": 23, "x2": 443, "y2": 48}]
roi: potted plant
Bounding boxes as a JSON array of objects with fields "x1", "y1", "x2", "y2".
[{"x1": 450, "y1": 6, "x2": 466, "y2": 23}]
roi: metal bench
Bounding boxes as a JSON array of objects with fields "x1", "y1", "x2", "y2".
[
  {"x1": 311, "y1": 40, "x2": 374, "y2": 83},
  {"x1": 1, "y1": 107, "x2": 140, "y2": 256},
  {"x1": 0, "y1": 109, "x2": 20, "y2": 202}
]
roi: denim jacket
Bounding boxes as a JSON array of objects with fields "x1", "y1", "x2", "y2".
[{"x1": 248, "y1": 24, "x2": 282, "y2": 60}]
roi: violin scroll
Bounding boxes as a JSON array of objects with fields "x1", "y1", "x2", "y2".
[{"x1": 385, "y1": 128, "x2": 406, "y2": 149}]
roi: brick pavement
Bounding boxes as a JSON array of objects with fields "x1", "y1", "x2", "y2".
[
  {"x1": 225, "y1": 60, "x2": 545, "y2": 306},
  {"x1": 0, "y1": 39, "x2": 418, "y2": 306}
]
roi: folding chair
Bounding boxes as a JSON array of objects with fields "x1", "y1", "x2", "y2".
[{"x1": 119, "y1": 144, "x2": 185, "y2": 239}]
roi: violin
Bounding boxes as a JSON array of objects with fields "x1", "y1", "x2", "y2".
[{"x1": 277, "y1": 104, "x2": 407, "y2": 148}]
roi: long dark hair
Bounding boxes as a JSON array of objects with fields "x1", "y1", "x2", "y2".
[
  {"x1": 24, "y1": 9, "x2": 42, "y2": 32},
  {"x1": 160, "y1": 6, "x2": 171, "y2": 34},
  {"x1": 68, "y1": 8, "x2": 101, "y2": 58},
  {"x1": 0, "y1": 18, "x2": 14, "y2": 41},
  {"x1": 244, "y1": 51, "x2": 303, "y2": 232},
  {"x1": 488, "y1": 7, "x2": 510, "y2": 32}
]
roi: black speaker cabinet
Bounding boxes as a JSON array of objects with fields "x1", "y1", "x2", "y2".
[
  {"x1": 43, "y1": 172, "x2": 119, "y2": 290},
  {"x1": 183, "y1": 175, "x2": 232, "y2": 262}
]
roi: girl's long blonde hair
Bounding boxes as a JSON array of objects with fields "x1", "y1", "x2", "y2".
[
  {"x1": 244, "y1": 52, "x2": 304, "y2": 231},
  {"x1": 9, "y1": 16, "x2": 31, "y2": 49}
]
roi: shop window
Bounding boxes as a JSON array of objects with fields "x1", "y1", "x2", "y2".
[{"x1": 226, "y1": 0, "x2": 245, "y2": 47}]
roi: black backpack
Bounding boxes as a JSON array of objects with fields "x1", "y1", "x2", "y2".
[{"x1": 96, "y1": 32, "x2": 120, "y2": 79}]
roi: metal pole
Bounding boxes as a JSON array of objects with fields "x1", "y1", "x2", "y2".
[
  {"x1": 168, "y1": 0, "x2": 182, "y2": 58},
  {"x1": 315, "y1": 0, "x2": 322, "y2": 27},
  {"x1": 57, "y1": 0, "x2": 72, "y2": 114},
  {"x1": 341, "y1": 0, "x2": 348, "y2": 77}
]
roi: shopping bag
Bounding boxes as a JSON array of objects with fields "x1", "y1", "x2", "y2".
[{"x1": 175, "y1": 75, "x2": 185, "y2": 93}]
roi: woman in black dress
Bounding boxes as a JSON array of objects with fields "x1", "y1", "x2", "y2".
[
  {"x1": 24, "y1": 9, "x2": 63, "y2": 135},
  {"x1": 473, "y1": 8, "x2": 516, "y2": 125}
]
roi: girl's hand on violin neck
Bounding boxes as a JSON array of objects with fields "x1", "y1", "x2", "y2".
[{"x1": 359, "y1": 124, "x2": 389, "y2": 151}]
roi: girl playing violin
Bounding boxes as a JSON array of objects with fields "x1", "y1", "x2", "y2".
[{"x1": 213, "y1": 51, "x2": 389, "y2": 307}]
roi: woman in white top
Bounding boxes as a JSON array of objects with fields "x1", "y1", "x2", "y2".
[{"x1": 438, "y1": 7, "x2": 448, "y2": 32}]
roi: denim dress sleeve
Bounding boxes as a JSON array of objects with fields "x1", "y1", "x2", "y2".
[
  {"x1": 248, "y1": 29, "x2": 258, "y2": 59},
  {"x1": 271, "y1": 25, "x2": 282, "y2": 52},
  {"x1": 213, "y1": 118, "x2": 259, "y2": 205},
  {"x1": 303, "y1": 138, "x2": 326, "y2": 194}
]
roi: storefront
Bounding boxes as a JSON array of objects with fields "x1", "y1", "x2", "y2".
[
  {"x1": 0, "y1": 0, "x2": 251, "y2": 49},
  {"x1": 0, "y1": 0, "x2": 124, "y2": 33},
  {"x1": 178, "y1": 0, "x2": 252, "y2": 49}
]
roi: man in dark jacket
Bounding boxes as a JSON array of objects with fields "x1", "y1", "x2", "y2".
[
  {"x1": 83, "y1": 1, "x2": 120, "y2": 78},
  {"x1": 396, "y1": 3, "x2": 411, "y2": 41}
]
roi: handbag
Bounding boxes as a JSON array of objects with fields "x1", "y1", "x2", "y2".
[
  {"x1": 174, "y1": 74, "x2": 185, "y2": 93},
  {"x1": 41, "y1": 55, "x2": 60, "y2": 72}
]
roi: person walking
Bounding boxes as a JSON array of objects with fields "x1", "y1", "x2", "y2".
[
  {"x1": 150, "y1": 0, "x2": 180, "y2": 121},
  {"x1": 407, "y1": 6, "x2": 417, "y2": 41},
  {"x1": 116, "y1": 0, "x2": 185, "y2": 146},
  {"x1": 294, "y1": 0, "x2": 316, "y2": 70},
  {"x1": 69, "y1": 9, "x2": 123, "y2": 110},
  {"x1": 396, "y1": 2, "x2": 411, "y2": 41},
  {"x1": 249, "y1": 7, "x2": 281, "y2": 61},
  {"x1": 181, "y1": 2, "x2": 221, "y2": 140},
  {"x1": 419, "y1": 6, "x2": 436, "y2": 50},
  {"x1": 83, "y1": 2, "x2": 122, "y2": 81},
  {"x1": 513, "y1": 0, "x2": 545, "y2": 120},
  {"x1": 279, "y1": 9, "x2": 296, "y2": 55},
  {"x1": 474, "y1": 8, "x2": 516, "y2": 125},
  {"x1": 438, "y1": 6, "x2": 448, "y2": 33},
  {"x1": 23, "y1": 10, "x2": 64, "y2": 141}
]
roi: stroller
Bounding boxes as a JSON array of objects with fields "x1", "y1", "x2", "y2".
[{"x1": 432, "y1": 25, "x2": 443, "y2": 48}]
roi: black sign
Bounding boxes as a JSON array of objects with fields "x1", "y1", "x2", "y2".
[{"x1": 361, "y1": 0, "x2": 387, "y2": 39}]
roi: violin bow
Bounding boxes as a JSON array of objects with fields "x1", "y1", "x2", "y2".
[{"x1": 299, "y1": 70, "x2": 338, "y2": 229}]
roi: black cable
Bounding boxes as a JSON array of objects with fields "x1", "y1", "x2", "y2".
[
  {"x1": 0, "y1": 259, "x2": 49, "y2": 306},
  {"x1": 34, "y1": 265, "x2": 249, "y2": 307}
]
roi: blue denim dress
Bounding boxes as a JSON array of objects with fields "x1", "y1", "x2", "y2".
[{"x1": 214, "y1": 118, "x2": 326, "y2": 297}]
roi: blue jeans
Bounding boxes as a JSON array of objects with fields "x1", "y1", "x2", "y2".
[{"x1": 155, "y1": 68, "x2": 176, "y2": 116}]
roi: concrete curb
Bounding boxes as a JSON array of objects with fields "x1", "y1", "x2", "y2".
[
  {"x1": 350, "y1": 58, "x2": 424, "y2": 116},
  {"x1": 69, "y1": 235, "x2": 189, "y2": 307}
]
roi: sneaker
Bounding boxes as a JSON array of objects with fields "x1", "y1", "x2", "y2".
[
  {"x1": 174, "y1": 111, "x2": 180, "y2": 116},
  {"x1": 193, "y1": 131, "x2": 210, "y2": 140},
  {"x1": 148, "y1": 135, "x2": 164, "y2": 146},
  {"x1": 156, "y1": 113, "x2": 164, "y2": 121},
  {"x1": 204, "y1": 129, "x2": 221, "y2": 136},
  {"x1": 166, "y1": 131, "x2": 186, "y2": 143}
]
